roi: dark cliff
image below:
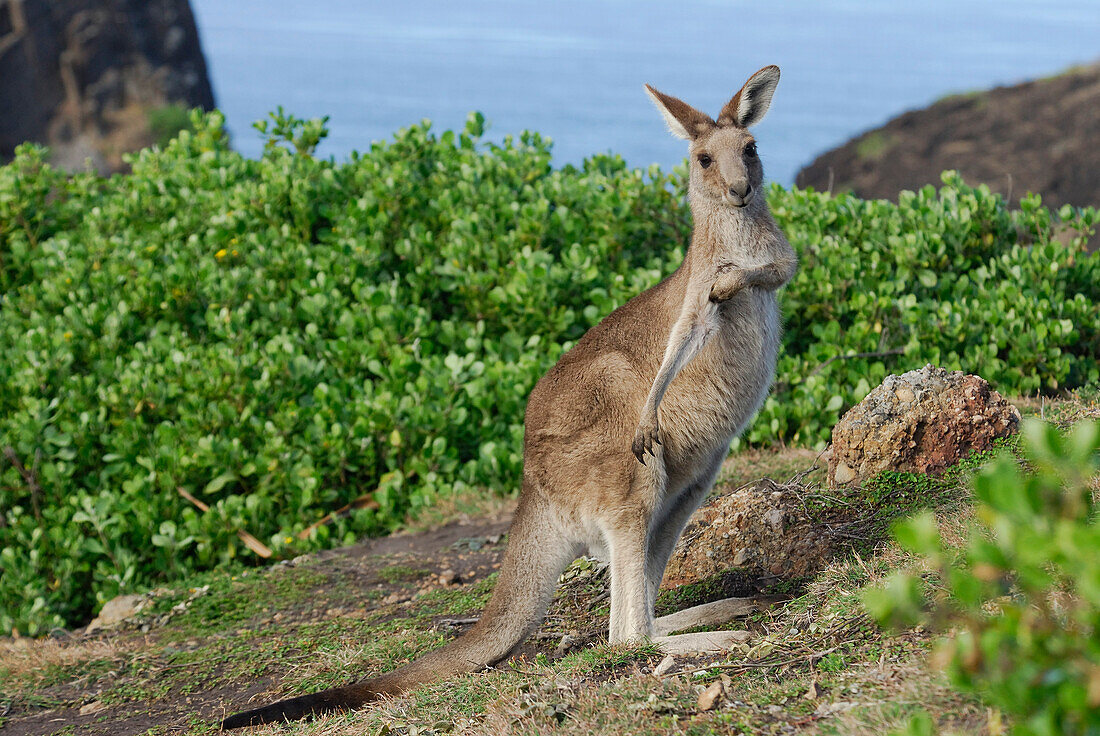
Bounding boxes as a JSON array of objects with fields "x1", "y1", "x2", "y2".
[
  {"x1": 796, "y1": 63, "x2": 1100, "y2": 209},
  {"x1": 0, "y1": 0, "x2": 214, "y2": 172}
]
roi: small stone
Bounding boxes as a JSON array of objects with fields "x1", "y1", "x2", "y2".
[
  {"x1": 86, "y1": 593, "x2": 144, "y2": 633},
  {"x1": 894, "y1": 386, "x2": 916, "y2": 403},
  {"x1": 804, "y1": 680, "x2": 825, "y2": 700},
  {"x1": 553, "y1": 634, "x2": 577, "y2": 658},
  {"x1": 80, "y1": 701, "x2": 107, "y2": 716},
  {"x1": 438, "y1": 569, "x2": 460, "y2": 586},
  {"x1": 832, "y1": 461, "x2": 856, "y2": 485},
  {"x1": 653, "y1": 655, "x2": 676, "y2": 677},
  {"x1": 697, "y1": 681, "x2": 723, "y2": 711},
  {"x1": 732, "y1": 548, "x2": 749, "y2": 566}
]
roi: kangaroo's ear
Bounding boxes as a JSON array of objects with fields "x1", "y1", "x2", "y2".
[
  {"x1": 717, "y1": 65, "x2": 780, "y2": 128},
  {"x1": 644, "y1": 84, "x2": 715, "y2": 140}
]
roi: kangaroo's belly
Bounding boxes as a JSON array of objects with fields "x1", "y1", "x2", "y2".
[{"x1": 659, "y1": 289, "x2": 781, "y2": 483}]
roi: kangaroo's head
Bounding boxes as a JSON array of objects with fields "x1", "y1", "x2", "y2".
[{"x1": 645, "y1": 66, "x2": 780, "y2": 210}]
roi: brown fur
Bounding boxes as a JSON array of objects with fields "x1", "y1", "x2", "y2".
[{"x1": 220, "y1": 65, "x2": 796, "y2": 729}]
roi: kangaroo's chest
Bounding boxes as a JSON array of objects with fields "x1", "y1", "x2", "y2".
[{"x1": 660, "y1": 290, "x2": 781, "y2": 473}]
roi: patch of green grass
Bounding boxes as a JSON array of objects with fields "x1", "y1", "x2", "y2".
[
  {"x1": 559, "y1": 642, "x2": 662, "y2": 678},
  {"x1": 377, "y1": 565, "x2": 431, "y2": 584},
  {"x1": 934, "y1": 88, "x2": 985, "y2": 106},
  {"x1": 855, "y1": 130, "x2": 895, "y2": 160},
  {"x1": 414, "y1": 573, "x2": 496, "y2": 617},
  {"x1": 143, "y1": 564, "x2": 330, "y2": 638}
]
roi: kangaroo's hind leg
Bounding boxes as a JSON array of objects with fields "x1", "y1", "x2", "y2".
[
  {"x1": 605, "y1": 455, "x2": 667, "y2": 644},
  {"x1": 646, "y1": 455, "x2": 771, "y2": 650},
  {"x1": 644, "y1": 475, "x2": 714, "y2": 608}
]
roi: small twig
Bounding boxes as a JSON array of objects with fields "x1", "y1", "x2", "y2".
[
  {"x1": 177, "y1": 486, "x2": 273, "y2": 558},
  {"x1": 297, "y1": 492, "x2": 381, "y2": 540},
  {"x1": 587, "y1": 591, "x2": 610, "y2": 610},
  {"x1": 684, "y1": 645, "x2": 842, "y2": 676},
  {"x1": 808, "y1": 349, "x2": 904, "y2": 378},
  {"x1": 3, "y1": 446, "x2": 42, "y2": 520}
]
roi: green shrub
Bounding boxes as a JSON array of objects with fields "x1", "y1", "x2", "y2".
[
  {"x1": 0, "y1": 109, "x2": 1097, "y2": 634},
  {"x1": 147, "y1": 104, "x2": 195, "y2": 149},
  {"x1": 865, "y1": 419, "x2": 1100, "y2": 735}
]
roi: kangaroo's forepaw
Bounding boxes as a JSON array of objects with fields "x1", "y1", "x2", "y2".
[{"x1": 631, "y1": 415, "x2": 661, "y2": 464}]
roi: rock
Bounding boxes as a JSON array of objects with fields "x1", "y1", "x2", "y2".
[
  {"x1": 662, "y1": 479, "x2": 834, "y2": 589},
  {"x1": 86, "y1": 593, "x2": 143, "y2": 633},
  {"x1": 697, "y1": 681, "x2": 723, "y2": 711},
  {"x1": 438, "y1": 569, "x2": 460, "y2": 586},
  {"x1": 796, "y1": 62, "x2": 1100, "y2": 211},
  {"x1": 828, "y1": 365, "x2": 1020, "y2": 488},
  {"x1": 0, "y1": 0, "x2": 216, "y2": 173},
  {"x1": 804, "y1": 681, "x2": 825, "y2": 700},
  {"x1": 79, "y1": 700, "x2": 107, "y2": 715},
  {"x1": 552, "y1": 634, "x2": 576, "y2": 658},
  {"x1": 652, "y1": 655, "x2": 676, "y2": 677}
]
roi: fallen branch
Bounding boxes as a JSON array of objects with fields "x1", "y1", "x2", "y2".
[
  {"x1": 297, "y1": 492, "x2": 381, "y2": 539},
  {"x1": 176, "y1": 486, "x2": 272, "y2": 558}
]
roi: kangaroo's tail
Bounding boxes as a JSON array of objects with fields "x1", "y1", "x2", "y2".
[{"x1": 221, "y1": 497, "x2": 573, "y2": 729}]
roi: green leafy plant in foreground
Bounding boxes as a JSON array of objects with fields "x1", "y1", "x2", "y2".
[
  {"x1": 0, "y1": 108, "x2": 1098, "y2": 634},
  {"x1": 865, "y1": 419, "x2": 1100, "y2": 736}
]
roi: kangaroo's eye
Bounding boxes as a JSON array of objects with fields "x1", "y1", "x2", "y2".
[
  {"x1": 698, "y1": 154, "x2": 712, "y2": 168},
  {"x1": 745, "y1": 142, "x2": 758, "y2": 157}
]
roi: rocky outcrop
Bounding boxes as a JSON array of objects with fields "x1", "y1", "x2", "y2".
[
  {"x1": 662, "y1": 367, "x2": 1021, "y2": 588},
  {"x1": 827, "y1": 365, "x2": 1020, "y2": 488},
  {"x1": 0, "y1": 0, "x2": 214, "y2": 172},
  {"x1": 796, "y1": 62, "x2": 1100, "y2": 209}
]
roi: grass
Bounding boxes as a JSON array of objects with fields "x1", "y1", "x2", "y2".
[
  {"x1": 855, "y1": 131, "x2": 895, "y2": 161},
  {"x1": 3, "y1": 392, "x2": 1097, "y2": 735}
]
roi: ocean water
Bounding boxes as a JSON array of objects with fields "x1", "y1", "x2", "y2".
[{"x1": 189, "y1": 0, "x2": 1100, "y2": 184}]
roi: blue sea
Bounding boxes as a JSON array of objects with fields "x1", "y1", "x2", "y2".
[{"x1": 189, "y1": 0, "x2": 1100, "y2": 184}]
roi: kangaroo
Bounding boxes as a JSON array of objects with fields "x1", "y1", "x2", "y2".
[{"x1": 221, "y1": 65, "x2": 797, "y2": 729}]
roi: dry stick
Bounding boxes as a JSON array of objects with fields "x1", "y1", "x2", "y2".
[
  {"x1": 176, "y1": 486, "x2": 273, "y2": 558},
  {"x1": 807, "y1": 348, "x2": 904, "y2": 378},
  {"x1": 3, "y1": 446, "x2": 42, "y2": 520},
  {"x1": 683, "y1": 645, "x2": 842, "y2": 676},
  {"x1": 297, "y1": 492, "x2": 380, "y2": 540}
]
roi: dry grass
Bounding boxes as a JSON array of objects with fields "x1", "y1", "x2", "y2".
[{"x1": 0, "y1": 634, "x2": 137, "y2": 691}]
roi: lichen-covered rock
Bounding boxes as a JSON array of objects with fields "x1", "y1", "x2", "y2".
[
  {"x1": 828, "y1": 364, "x2": 1020, "y2": 488},
  {"x1": 662, "y1": 479, "x2": 834, "y2": 588}
]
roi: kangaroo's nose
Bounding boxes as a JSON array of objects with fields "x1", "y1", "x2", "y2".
[{"x1": 729, "y1": 182, "x2": 752, "y2": 199}]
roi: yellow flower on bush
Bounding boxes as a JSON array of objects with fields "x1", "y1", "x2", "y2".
[{"x1": 215, "y1": 249, "x2": 227, "y2": 259}]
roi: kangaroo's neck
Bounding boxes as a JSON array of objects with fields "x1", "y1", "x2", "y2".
[{"x1": 683, "y1": 196, "x2": 775, "y2": 270}]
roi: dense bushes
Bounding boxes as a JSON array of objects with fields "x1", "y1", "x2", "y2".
[
  {"x1": 866, "y1": 420, "x2": 1100, "y2": 735},
  {"x1": 1, "y1": 110, "x2": 1097, "y2": 634}
]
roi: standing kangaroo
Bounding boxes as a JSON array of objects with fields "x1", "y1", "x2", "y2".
[{"x1": 222, "y1": 65, "x2": 797, "y2": 728}]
